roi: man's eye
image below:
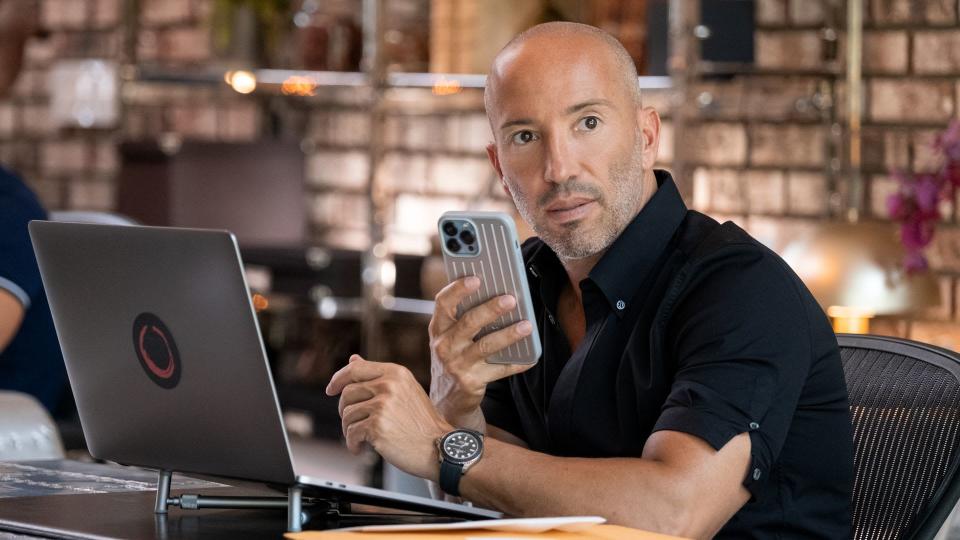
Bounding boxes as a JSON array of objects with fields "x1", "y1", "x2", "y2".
[
  {"x1": 511, "y1": 130, "x2": 537, "y2": 145},
  {"x1": 577, "y1": 116, "x2": 600, "y2": 130}
]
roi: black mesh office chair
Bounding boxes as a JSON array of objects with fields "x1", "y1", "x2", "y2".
[{"x1": 839, "y1": 334, "x2": 960, "y2": 540}]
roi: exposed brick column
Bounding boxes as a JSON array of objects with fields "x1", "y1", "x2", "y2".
[{"x1": 687, "y1": 0, "x2": 960, "y2": 348}]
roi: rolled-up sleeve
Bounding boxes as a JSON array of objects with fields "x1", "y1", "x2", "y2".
[{"x1": 652, "y1": 246, "x2": 813, "y2": 500}]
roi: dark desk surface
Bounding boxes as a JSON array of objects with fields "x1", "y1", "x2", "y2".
[
  {"x1": 0, "y1": 489, "x2": 291, "y2": 539},
  {"x1": 0, "y1": 462, "x2": 451, "y2": 540}
]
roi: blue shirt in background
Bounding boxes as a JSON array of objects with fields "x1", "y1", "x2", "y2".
[{"x1": 0, "y1": 165, "x2": 66, "y2": 413}]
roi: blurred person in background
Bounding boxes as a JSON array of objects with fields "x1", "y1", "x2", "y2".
[{"x1": 0, "y1": 0, "x2": 69, "y2": 415}]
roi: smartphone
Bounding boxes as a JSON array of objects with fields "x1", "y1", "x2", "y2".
[{"x1": 438, "y1": 211, "x2": 542, "y2": 365}]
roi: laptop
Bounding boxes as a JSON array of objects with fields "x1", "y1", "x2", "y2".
[{"x1": 29, "y1": 221, "x2": 500, "y2": 522}]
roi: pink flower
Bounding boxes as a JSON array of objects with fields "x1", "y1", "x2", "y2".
[
  {"x1": 904, "y1": 251, "x2": 929, "y2": 274},
  {"x1": 935, "y1": 120, "x2": 960, "y2": 161},
  {"x1": 943, "y1": 162, "x2": 960, "y2": 192},
  {"x1": 889, "y1": 121, "x2": 960, "y2": 273},
  {"x1": 900, "y1": 218, "x2": 935, "y2": 251},
  {"x1": 886, "y1": 192, "x2": 906, "y2": 219},
  {"x1": 913, "y1": 173, "x2": 943, "y2": 216}
]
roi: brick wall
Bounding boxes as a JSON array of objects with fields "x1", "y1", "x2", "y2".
[
  {"x1": 2, "y1": 0, "x2": 953, "y2": 346},
  {"x1": 686, "y1": 0, "x2": 960, "y2": 349},
  {"x1": 0, "y1": 0, "x2": 259, "y2": 210},
  {"x1": 0, "y1": 0, "x2": 671, "y2": 250},
  {"x1": 1, "y1": 1, "x2": 120, "y2": 210}
]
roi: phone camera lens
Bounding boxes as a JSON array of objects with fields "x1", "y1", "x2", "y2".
[
  {"x1": 442, "y1": 222, "x2": 458, "y2": 236},
  {"x1": 459, "y1": 230, "x2": 475, "y2": 244},
  {"x1": 446, "y1": 238, "x2": 462, "y2": 253}
]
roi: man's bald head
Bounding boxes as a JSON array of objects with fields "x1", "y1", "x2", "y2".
[{"x1": 484, "y1": 22, "x2": 641, "y2": 128}]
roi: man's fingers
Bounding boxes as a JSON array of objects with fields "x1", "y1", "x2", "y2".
[
  {"x1": 430, "y1": 276, "x2": 481, "y2": 335},
  {"x1": 338, "y1": 382, "x2": 376, "y2": 416},
  {"x1": 344, "y1": 418, "x2": 373, "y2": 454},
  {"x1": 451, "y1": 294, "x2": 519, "y2": 343},
  {"x1": 487, "y1": 357, "x2": 539, "y2": 379},
  {"x1": 326, "y1": 355, "x2": 383, "y2": 396},
  {"x1": 341, "y1": 398, "x2": 377, "y2": 427},
  {"x1": 464, "y1": 319, "x2": 533, "y2": 361}
]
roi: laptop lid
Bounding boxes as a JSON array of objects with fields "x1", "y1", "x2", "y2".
[
  {"x1": 30, "y1": 221, "x2": 297, "y2": 485},
  {"x1": 31, "y1": 221, "x2": 502, "y2": 520}
]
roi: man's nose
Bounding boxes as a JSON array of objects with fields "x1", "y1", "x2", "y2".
[{"x1": 543, "y1": 134, "x2": 579, "y2": 184}]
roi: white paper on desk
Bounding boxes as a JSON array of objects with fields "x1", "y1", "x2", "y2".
[{"x1": 336, "y1": 516, "x2": 606, "y2": 533}]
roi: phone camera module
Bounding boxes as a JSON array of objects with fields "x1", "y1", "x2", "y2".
[
  {"x1": 459, "y1": 229, "x2": 475, "y2": 244},
  {"x1": 446, "y1": 238, "x2": 462, "y2": 253},
  {"x1": 442, "y1": 221, "x2": 458, "y2": 237}
]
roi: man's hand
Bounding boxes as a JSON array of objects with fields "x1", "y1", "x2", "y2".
[
  {"x1": 428, "y1": 276, "x2": 536, "y2": 428},
  {"x1": 326, "y1": 355, "x2": 453, "y2": 481}
]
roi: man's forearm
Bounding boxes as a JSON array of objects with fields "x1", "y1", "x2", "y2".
[
  {"x1": 438, "y1": 405, "x2": 487, "y2": 432},
  {"x1": 458, "y1": 437, "x2": 742, "y2": 538},
  {"x1": 0, "y1": 290, "x2": 25, "y2": 352}
]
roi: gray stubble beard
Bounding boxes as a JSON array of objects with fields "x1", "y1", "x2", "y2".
[{"x1": 506, "y1": 137, "x2": 647, "y2": 262}]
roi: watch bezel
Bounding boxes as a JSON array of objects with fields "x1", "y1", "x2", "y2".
[{"x1": 438, "y1": 429, "x2": 483, "y2": 466}]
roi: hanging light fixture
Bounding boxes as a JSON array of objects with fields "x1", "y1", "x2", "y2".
[{"x1": 779, "y1": 0, "x2": 939, "y2": 334}]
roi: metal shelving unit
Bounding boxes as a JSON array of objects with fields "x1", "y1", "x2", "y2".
[{"x1": 119, "y1": 0, "x2": 678, "y2": 360}]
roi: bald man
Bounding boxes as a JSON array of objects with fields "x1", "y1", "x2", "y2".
[{"x1": 327, "y1": 23, "x2": 853, "y2": 538}]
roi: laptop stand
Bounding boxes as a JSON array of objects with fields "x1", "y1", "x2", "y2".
[
  {"x1": 153, "y1": 470, "x2": 464, "y2": 532},
  {"x1": 153, "y1": 470, "x2": 327, "y2": 531}
]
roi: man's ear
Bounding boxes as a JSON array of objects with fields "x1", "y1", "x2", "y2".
[
  {"x1": 638, "y1": 106, "x2": 662, "y2": 170},
  {"x1": 486, "y1": 142, "x2": 512, "y2": 198}
]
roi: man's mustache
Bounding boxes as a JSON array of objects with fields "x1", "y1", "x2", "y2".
[{"x1": 537, "y1": 180, "x2": 604, "y2": 209}]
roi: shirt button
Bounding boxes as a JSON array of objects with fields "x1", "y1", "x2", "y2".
[
  {"x1": 753, "y1": 468, "x2": 762, "y2": 480},
  {"x1": 749, "y1": 422, "x2": 760, "y2": 430},
  {"x1": 547, "y1": 313, "x2": 556, "y2": 325},
  {"x1": 615, "y1": 299, "x2": 626, "y2": 311}
]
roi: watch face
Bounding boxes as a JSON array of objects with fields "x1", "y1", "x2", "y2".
[{"x1": 442, "y1": 431, "x2": 481, "y2": 463}]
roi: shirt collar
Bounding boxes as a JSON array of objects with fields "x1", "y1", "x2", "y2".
[{"x1": 588, "y1": 170, "x2": 687, "y2": 316}]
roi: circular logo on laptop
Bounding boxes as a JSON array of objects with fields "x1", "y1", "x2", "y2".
[{"x1": 132, "y1": 313, "x2": 181, "y2": 389}]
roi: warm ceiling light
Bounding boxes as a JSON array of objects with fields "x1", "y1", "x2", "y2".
[
  {"x1": 432, "y1": 77, "x2": 461, "y2": 96},
  {"x1": 827, "y1": 305, "x2": 875, "y2": 334},
  {"x1": 252, "y1": 293, "x2": 269, "y2": 312},
  {"x1": 281, "y1": 75, "x2": 317, "y2": 96},
  {"x1": 228, "y1": 70, "x2": 257, "y2": 94}
]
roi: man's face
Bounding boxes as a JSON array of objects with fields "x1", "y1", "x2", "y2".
[{"x1": 486, "y1": 39, "x2": 656, "y2": 261}]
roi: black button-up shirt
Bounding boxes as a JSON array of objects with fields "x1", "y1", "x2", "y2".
[{"x1": 482, "y1": 170, "x2": 853, "y2": 538}]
